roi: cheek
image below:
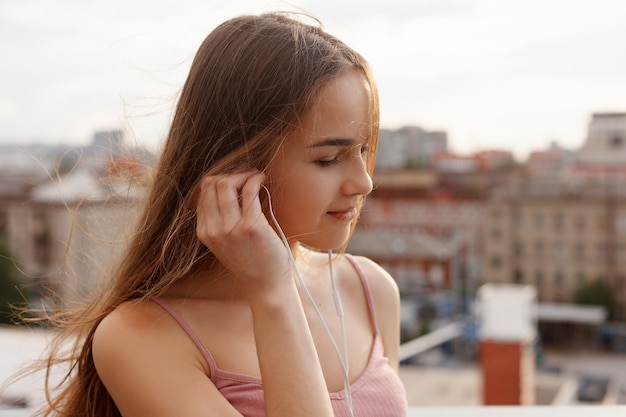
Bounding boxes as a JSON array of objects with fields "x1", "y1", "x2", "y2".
[
  {"x1": 270, "y1": 168, "x2": 314, "y2": 203},
  {"x1": 270, "y1": 178, "x2": 319, "y2": 227},
  {"x1": 274, "y1": 182, "x2": 311, "y2": 217}
]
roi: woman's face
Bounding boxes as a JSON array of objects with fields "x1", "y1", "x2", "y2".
[{"x1": 267, "y1": 70, "x2": 373, "y2": 250}]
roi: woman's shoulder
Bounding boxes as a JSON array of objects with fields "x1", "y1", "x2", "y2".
[
  {"x1": 92, "y1": 299, "x2": 212, "y2": 399},
  {"x1": 94, "y1": 299, "x2": 169, "y2": 343},
  {"x1": 91, "y1": 302, "x2": 236, "y2": 415},
  {"x1": 93, "y1": 300, "x2": 166, "y2": 363},
  {"x1": 92, "y1": 299, "x2": 205, "y2": 374},
  {"x1": 342, "y1": 253, "x2": 401, "y2": 368},
  {"x1": 342, "y1": 254, "x2": 400, "y2": 301}
]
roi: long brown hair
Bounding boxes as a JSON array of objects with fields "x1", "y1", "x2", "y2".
[{"x1": 37, "y1": 12, "x2": 379, "y2": 416}]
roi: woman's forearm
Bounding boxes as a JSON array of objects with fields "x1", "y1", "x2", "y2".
[{"x1": 249, "y1": 282, "x2": 333, "y2": 417}]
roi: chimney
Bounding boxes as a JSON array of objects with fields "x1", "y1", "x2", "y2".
[{"x1": 478, "y1": 284, "x2": 536, "y2": 405}]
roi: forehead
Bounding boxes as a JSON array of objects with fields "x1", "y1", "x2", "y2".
[{"x1": 296, "y1": 70, "x2": 372, "y2": 144}]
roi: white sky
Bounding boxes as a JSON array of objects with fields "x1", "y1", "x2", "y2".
[{"x1": 2, "y1": 0, "x2": 626, "y2": 160}]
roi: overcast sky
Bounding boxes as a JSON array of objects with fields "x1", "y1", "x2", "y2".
[{"x1": 2, "y1": 0, "x2": 626, "y2": 160}]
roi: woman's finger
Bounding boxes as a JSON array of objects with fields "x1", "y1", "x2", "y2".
[
  {"x1": 239, "y1": 172, "x2": 266, "y2": 221},
  {"x1": 197, "y1": 171, "x2": 263, "y2": 240},
  {"x1": 214, "y1": 173, "x2": 247, "y2": 228},
  {"x1": 199, "y1": 176, "x2": 219, "y2": 216}
]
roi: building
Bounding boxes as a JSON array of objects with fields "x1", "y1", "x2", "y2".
[
  {"x1": 432, "y1": 151, "x2": 479, "y2": 174},
  {"x1": 347, "y1": 169, "x2": 487, "y2": 333},
  {"x1": 92, "y1": 129, "x2": 125, "y2": 155},
  {"x1": 481, "y1": 112, "x2": 626, "y2": 322},
  {"x1": 526, "y1": 142, "x2": 576, "y2": 178},
  {"x1": 482, "y1": 176, "x2": 626, "y2": 320},
  {"x1": 1, "y1": 168, "x2": 146, "y2": 308},
  {"x1": 0, "y1": 140, "x2": 151, "y2": 310},
  {"x1": 376, "y1": 126, "x2": 448, "y2": 171},
  {"x1": 577, "y1": 113, "x2": 626, "y2": 167}
]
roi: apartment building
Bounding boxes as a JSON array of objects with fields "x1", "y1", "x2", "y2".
[
  {"x1": 0, "y1": 148, "x2": 149, "y2": 309},
  {"x1": 577, "y1": 112, "x2": 626, "y2": 167},
  {"x1": 0, "y1": 130, "x2": 156, "y2": 307},
  {"x1": 1, "y1": 193, "x2": 143, "y2": 307},
  {"x1": 347, "y1": 169, "x2": 488, "y2": 324},
  {"x1": 482, "y1": 177, "x2": 626, "y2": 320},
  {"x1": 376, "y1": 126, "x2": 448, "y2": 171}
]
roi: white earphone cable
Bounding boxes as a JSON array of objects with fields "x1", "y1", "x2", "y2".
[
  {"x1": 329, "y1": 250, "x2": 353, "y2": 413},
  {"x1": 262, "y1": 186, "x2": 354, "y2": 417}
]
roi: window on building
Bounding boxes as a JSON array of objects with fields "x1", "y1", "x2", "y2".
[
  {"x1": 513, "y1": 209, "x2": 523, "y2": 230},
  {"x1": 597, "y1": 214, "x2": 607, "y2": 231},
  {"x1": 429, "y1": 265, "x2": 445, "y2": 288},
  {"x1": 553, "y1": 212, "x2": 564, "y2": 231},
  {"x1": 490, "y1": 255, "x2": 502, "y2": 269},
  {"x1": 32, "y1": 211, "x2": 51, "y2": 267},
  {"x1": 490, "y1": 208, "x2": 502, "y2": 219},
  {"x1": 575, "y1": 215, "x2": 585, "y2": 231},
  {"x1": 575, "y1": 273, "x2": 586, "y2": 288},
  {"x1": 409, "y1": 268, "x2": 427, "y2": 293},
  {"x1": 554, "y1": 242, "x2": 567, "y2": 259},
  {"x1": 534, "y1": 240, "x2": 544, "y2": 258},
  {"x1": 535, "y1": 270, "x2": 544, "y2": 288},
  {"x1": 513, "y1": 269, "x2": 524, "y2": 284},
  {"x1": 610, "y1": 134, "x2": 624, "y2": 149},
  {"x1": 534, "y1": 212, "x2": 544, "y2": 228},
  {"x1": 513, "y1": 241, "x2": 523, "y2": 257},
  {"x1": 574, "y1": 242, "x2": 585, "y2": 259},
  {"x1": 554, "y1": 270, "x2": 564, "y2": 286}
]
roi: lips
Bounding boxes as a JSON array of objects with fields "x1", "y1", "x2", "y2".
[{"x1": 327, "y1": 207, "x2": 357, "y2": 222}]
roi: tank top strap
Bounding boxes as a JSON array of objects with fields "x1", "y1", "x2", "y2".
[
  {"x1": 151, "y1": 298, "x2": 218, "y2": 373},
  {"x1": 343, "y1": 253, "x2": 380, "y2": 335}
]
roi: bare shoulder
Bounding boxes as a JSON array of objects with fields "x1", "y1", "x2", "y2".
[
  {"x1": 92, "y1": 299, "x2": 197, "y2": 383},
  {"x1": 344, "y1": 254, "x2": 400, "y2": 302},
  {"x1": 343, "y1": 254, "x2": 401, "y2": 369},
  {"x1": 92, "y1": 300, "x2": 230, "y2": 416},
  {"x1": 93, "y1": 300, "x2": 174, "y2": 361}
]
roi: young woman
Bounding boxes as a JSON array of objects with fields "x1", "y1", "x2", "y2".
[{"x1": 40, "y1": 12, "x2": 407, "y2": 417}]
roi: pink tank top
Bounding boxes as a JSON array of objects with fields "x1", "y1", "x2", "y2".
[{"x1": 153, "y1": 254, "x2": 407, "y2": 417}]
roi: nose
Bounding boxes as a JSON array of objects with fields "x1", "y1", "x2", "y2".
[{"x1": 342, "y1": 154, "x2": 373, "y2": 197}]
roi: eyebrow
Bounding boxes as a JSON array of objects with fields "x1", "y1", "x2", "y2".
[{"x1": 306, "y1": 138, "x2": 358, "y2": 148}]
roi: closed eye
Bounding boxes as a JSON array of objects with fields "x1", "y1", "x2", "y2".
[
  {"x1": 310, "y1": 138, "x2": 369, "y2": 167},
  {"x1": 315, "y1": 157, "x2": 340, "y2": 167}
]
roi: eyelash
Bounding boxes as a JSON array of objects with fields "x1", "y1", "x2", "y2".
[
  {"x1": 315, "y1": 158, "x2": 340, "y2": 167},
  {"x1": 315, "y1": 146, "x2": 369, "y2": 168}
]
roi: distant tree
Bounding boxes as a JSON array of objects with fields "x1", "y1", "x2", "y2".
[
  {"x1": 491, "y1": 160, "x2": 521, "y2": 173},
  {"x1": 0, "y1": 237, "x2": 25, "y2": 324},
  {"x1": 402, "y1": 159, "x2": 421, "y2": 170},
  {"x1": 574, "y1": 280, "x2": 613, "y2": 318}
]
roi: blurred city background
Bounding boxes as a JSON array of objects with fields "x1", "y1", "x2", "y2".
[
  {"x1": 2, "y1": 0, "x2": 626, "y2": 415},
  {"x1": 1, "y1": 113, "x2": 625, "y2": 413}
]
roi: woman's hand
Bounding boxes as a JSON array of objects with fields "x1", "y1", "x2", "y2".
[
  {"x1": 196, "y1": 170, "x2": 334, "y2": 417},
  {"x1": 196, "y1": 171, "x2": 293, "y2": 298}
]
